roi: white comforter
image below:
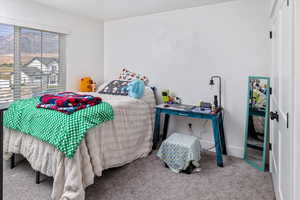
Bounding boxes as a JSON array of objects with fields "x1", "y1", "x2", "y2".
[{"x1": 3, "y1": 89, "x2": 155, "y2": 200}]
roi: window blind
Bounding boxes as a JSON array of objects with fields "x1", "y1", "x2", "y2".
[
  {"x1": 0, "y1": 24, "x2": 66, "y2": 104},
  {"x1": 0, "y1": 24, "x2": 14, "y2": 103}
]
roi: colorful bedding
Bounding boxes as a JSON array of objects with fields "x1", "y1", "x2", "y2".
[
  {"x1": 37, "y1": 92, "x2": 102, "y2": 114},
  {"x1": 40, "y1": 92, "x2": 102, "y2": 107},
  {"x1": 4, "y1": 97, "x2": 114, "y2": 158},
  {"x1": 37, "y1": 103, "x2": 97, "y2": 114}
]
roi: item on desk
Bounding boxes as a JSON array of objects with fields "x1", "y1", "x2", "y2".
[
  {"x1": 211, "y1": 106, "x2": 222, "y2": 114},
  {"x1": 214, "y1": 95, "x2": 219, "y2": 108},
  {"x1": 169, "y1": 104, "x2": 194, "y2": 111},
  {"x1": 168, "y1": 96, "x2": 175, "y2": 103},
  {"x1": 212, "y1": 105, "x2": 217, "y2": 112},
  {"x1": 192, "y1": 106, "x2": 211, "y2": 114},
  {"x1": 200, "y1": 101, "x2": 212, "y2": 109},
  {"x1": 191, "y1": 101, "x2": 212, "y2": 114},
  {"x1": 209, "y1": 75, "x2": 222, "y2": 109},
  {"x1": 161, "y1": 90, "x2": 182, "y2": 104},
  {"x1": 174, "y1": 96, "x2": 182, "y2": 104},
  {"x1": 162, "y1": 90, "x2": 170, "y2": 103}
]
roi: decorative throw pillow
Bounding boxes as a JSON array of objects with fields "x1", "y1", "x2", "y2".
[
  {"x1": 118, "y1": 68, "x2": 149, "y2": 85},
  {"x1": 98, "y1": 80, "x2": 129, "y2": 96},
  {"x1": 127, "y1": 79, "x2": 145, "y2": 99}
]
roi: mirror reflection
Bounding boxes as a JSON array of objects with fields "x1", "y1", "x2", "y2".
[{"x1": 244, "y1": 77, "x2": 270, "y2": 171}]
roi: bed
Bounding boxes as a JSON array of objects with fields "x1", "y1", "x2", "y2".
[{"x1": 3, "y1": 86, "x2": 156, "y2": 200}]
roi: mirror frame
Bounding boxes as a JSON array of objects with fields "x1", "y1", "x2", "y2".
[{"x1": 243, "y1": 76, "x2": 271, "y2": 171}]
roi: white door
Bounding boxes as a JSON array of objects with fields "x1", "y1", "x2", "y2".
[{"x1": 270, "y1": 1, "x2": 294, "y2": 200}]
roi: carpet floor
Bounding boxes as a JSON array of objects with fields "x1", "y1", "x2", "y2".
[{"x1": 4, "y1": 152, "x2": 275, "y2": 200}]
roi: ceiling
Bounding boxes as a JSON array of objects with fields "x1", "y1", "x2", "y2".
[{"x1": 28, "y1": 0, "x2": 236, "y2": 21}]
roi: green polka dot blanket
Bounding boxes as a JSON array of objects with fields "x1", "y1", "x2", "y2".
[{"x1": 4, "y1": 97, "x2": 114, "y2": 158}]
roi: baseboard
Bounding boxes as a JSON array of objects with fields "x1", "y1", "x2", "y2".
[{"x1": 200, "y1": 139, "x2": 243, "y2": 158}]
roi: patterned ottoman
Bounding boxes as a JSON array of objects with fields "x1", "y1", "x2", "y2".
[{"x1": 157, "y1": 133, "x2": 201, "y2": 173}]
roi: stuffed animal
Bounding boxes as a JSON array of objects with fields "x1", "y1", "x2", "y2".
[{"x1": 80, "y1": 77, "x2": 94, "y2": 92}]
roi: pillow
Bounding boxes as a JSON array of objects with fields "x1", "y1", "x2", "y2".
[
  {"x1": 118, "y1": 68, "x2": 149, "y2": 85},
  {"x1": 98, "y1": 80, "x2": 129, "y2": 96},
  {"x1": 127, "y1": 79, "x2": 145, "y2": 99}
]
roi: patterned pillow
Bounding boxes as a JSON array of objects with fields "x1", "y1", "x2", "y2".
[
  {"x1": 98, "y1": 80, "x2": 129, "y2": 96},
  {"x1": 118, "y1": 68, "x2": 149, "y2": 85}
]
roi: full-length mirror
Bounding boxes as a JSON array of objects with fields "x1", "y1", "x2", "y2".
[{"x1": 244, "y1": 76, "x2": 271, "y2": 171}]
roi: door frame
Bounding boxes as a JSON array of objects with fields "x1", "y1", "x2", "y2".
[
  {"x1": 270, "y1": 12, "x2": 280, "y2": 200},
  {"x1": 293, "y1": 1, "x2": 299, "y2": 200}
]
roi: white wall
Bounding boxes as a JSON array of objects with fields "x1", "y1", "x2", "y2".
[
  {"x1": 0, "y1": 0, "x2": 104, "y2": 90},
  {"x1": 104, "y1": 0, "x2": 270, "y2": 157}
]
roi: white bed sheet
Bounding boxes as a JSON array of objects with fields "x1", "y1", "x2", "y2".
[{"x1": 3, "y1": 88, "x2": 156, "y2": 200}]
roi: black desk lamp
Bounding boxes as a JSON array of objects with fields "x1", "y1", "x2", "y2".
[{"x1": 209, "y1": 75, "x2": 222, "y2": 109}]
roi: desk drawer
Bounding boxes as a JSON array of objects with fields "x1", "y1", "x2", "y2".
[
  {"x1": 157, "y1": 108, "x2": 214, "y2": 120},
  {"x1": 176, "y1": 112, "x2": 190, "y2": 117},
  {"x1": 160, "y1": 109, "x2": 192, "y2": 117}
]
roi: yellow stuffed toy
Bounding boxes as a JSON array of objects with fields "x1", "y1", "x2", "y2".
[{"x1": 80, "y1": 77, "x2": 94, "y2": 92}]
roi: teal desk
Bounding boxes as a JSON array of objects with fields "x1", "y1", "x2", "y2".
[{"x1": 153, "y1": 104, "x2": 227, "y2": 167}]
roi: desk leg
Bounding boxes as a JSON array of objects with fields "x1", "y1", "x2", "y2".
[
  {"x1": 212, "y1": 118, "x2": 224, "y2": 167},
  {"x1": 162, "y1": 114, "x2": 170, "y2": 141},
  {"x1": 153, "y1": 110, "x2": 161, "y2": 150},
  {"x1": 218, "y1": 112, "x2": 227, "y2": 155}
]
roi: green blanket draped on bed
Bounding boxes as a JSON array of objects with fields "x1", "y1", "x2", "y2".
[{"x1": 4, "y1": 97, "x2": 114, "y2": 158}]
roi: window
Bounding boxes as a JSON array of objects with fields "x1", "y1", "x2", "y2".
[{"x1": 0, "y1": 24, "x2": 66, "y2": 104}]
